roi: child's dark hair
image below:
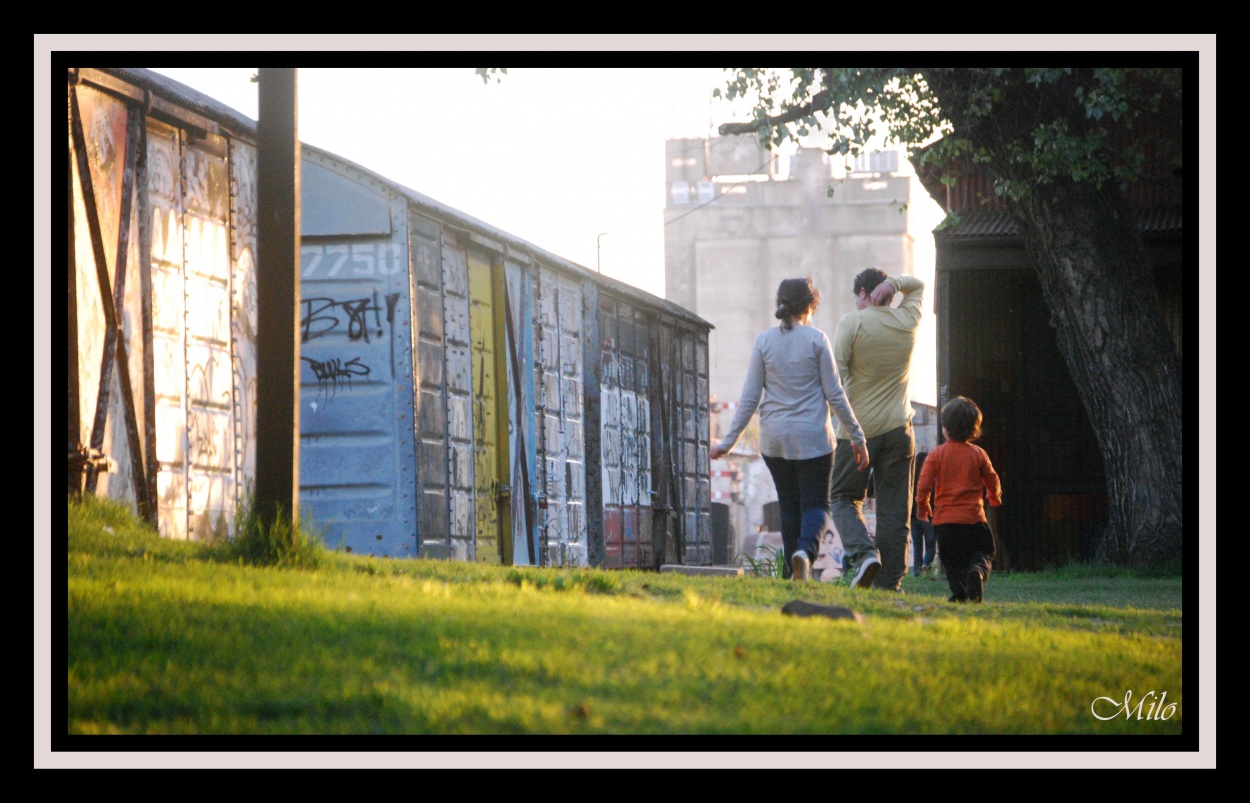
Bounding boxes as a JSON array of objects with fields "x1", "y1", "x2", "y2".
[
  {"x1": 941, "y1": 396, "x2": 983, "y2": 443},
  {"x1": 853, "y1": 267, "x2": 888, "y2": 298},
  {"x1": 775, "y1": 277, "x2": 820, "y2": 331}
]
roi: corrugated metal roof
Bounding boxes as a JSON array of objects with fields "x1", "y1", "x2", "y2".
[
  {"x1": 936, "y1": 205, "x2": 1182, "y2": 239},
  {"x1": 1135, "y1": 205, "x2": 1184, "y2": 233},
  {"x1": 936, "y1": 211, "x2": 1018, "y2": 238}
]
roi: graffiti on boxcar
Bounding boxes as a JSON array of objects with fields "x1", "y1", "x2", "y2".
[
  {"x1": 232, "y1": 145, "x2": 256, "y2": 245},
  {"x1": 300, "y1": 291, "x2": 399, "y2": 343},
  {"x1": 147, "y1": 137, "x2": 177, "y2": 205},
  {"x1": 620, "y1": 392, "x2": 638, "y2": 506},
  {"x1": 230, "y1": 143, "x2": 259, "y2": 505},
  {"x1": 187, "y1": 409, "x2": 221, "y2": 466},
  {"x1": 188, "y1": 361, "x2": 232, "y2": 464},
  {"x1": 185, "y1": 149, "x2": 211, "y2": 214},
  {"x1": 88, "y1": 102, "x2": 118, "y2": 170},
  {"x1": 301, "y1": 355, "x2": 371, "y2": 399}
]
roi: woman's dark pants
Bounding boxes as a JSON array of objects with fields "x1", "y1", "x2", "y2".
[{"x1": 762, "y1": 452, "x2": 834, "y2": 579}]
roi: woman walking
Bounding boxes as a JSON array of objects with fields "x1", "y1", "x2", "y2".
[{"x1": 710, "y1": 278, "x2": 869, "y2": 581}]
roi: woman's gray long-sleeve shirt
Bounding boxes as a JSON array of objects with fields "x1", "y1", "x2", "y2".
[{"x1": 717, "y1": 324, "x2": 866, "y2": 460}]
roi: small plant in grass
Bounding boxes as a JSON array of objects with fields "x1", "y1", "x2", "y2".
[
  {"x1": 221, "y1": 498, "x2": 326, "y2": 570},
  {"x1": 737, "y1": 546, "x2": 784, "y2": 578}
]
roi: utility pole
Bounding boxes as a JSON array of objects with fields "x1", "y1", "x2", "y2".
[
  {"x1": 597, "y1": 232, "x2": 608, "y2": 273},
  {"x1": 254, "y1": 68, "x2": 301, "y2": 528}
]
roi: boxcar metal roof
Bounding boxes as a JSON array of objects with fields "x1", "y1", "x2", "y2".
[
  {"x1": 346, "y1": 152, "x2": 713, "y2": 330},
  {"x1": 84, "y1": 67, "x2": 712, "y2": 332},
  {"x1": 89, "y1": 67, "x2": 260, "y2": 138}
]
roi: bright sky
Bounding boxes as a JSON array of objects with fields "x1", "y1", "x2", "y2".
[
  {"x1": 149, "y1": 65, "x2": 739, "y2": 298},
  {"x1": 144, "y1": 65, "x2": 951, "y2": 405}
]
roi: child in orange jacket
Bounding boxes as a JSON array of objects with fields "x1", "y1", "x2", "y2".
[{"x1": 915, "y1": 396, "x2": 1002, "y2": 602}]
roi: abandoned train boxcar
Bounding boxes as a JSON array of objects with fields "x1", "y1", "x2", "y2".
[
  {"x1": 67, "y1": 67, "x2": 714, "y2": 569},
  {"x1": 300, "y1": 145, "x2": 714, "y2": 567},
  {"x1": 67, "y1": 67, "x2": 261, "y2": 542}
]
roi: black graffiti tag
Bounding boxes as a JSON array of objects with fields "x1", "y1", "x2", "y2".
[
  {"x1": 301, "y1": 292, "x2": 399, "y2": 344},
  {"x1": 302, "y1": 356, "x2": 371, "y2": 398}
]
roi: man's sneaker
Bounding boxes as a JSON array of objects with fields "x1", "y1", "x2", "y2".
[
  {"x1": 791, "y1": 550, "x2": 811, "y2": 582},
  {"x1": 966, "y1": 569, "x2": 984, "y2": 603},
  {"x1": 851, "y1": 556, "x2": 881, "y2": 589}
]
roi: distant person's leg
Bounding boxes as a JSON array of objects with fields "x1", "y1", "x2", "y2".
[
  {"x1": 763, "y1": 455, "x2": 799, "y2": 579},
  {"x1": 794, "y1": 452, "x2": 834, "y2": 571},
  {"x1": 870, "y1": 423, "x2": 915, "y2": 592},
  {"x1": 831, "y1": 438, "x2": 878, "y2": 587}
]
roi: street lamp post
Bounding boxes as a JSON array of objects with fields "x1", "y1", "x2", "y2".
[{"x1": 597, "y1": 232, "x2": 608, "y2": 273}]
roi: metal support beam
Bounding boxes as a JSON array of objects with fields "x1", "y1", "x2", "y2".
[{"x1": 254, "y1": 68, "x2": 301, "y2": 527}]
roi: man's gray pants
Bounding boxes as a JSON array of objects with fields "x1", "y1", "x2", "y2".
[{"x1": 831, "y1": 423, "x2": 915, "y2": 591}]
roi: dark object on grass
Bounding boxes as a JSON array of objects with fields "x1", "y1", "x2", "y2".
[{"x1": 781, "y1": 600, "x2": 864, "y2": 623}]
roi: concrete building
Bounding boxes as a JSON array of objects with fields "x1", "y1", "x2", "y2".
[{"x1": 664, "y1": 134, "x2": 942, "y2": 566}]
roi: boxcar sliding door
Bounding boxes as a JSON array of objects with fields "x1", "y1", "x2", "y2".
[
  {"x1": 503, "y1": 260, "x2": 539, "y2": 565},
  {"x1": 467, "y1": 251, "x2": 508, "y2": 564},
  {"x1": 297, "y1": 155, "x2": 418, "y2": 557}
]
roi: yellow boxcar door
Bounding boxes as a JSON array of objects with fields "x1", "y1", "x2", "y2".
[{"x1": 468, "y1": 253, "x2": 509, "y2": 564}]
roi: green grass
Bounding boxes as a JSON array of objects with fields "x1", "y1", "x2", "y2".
[{"x1": 65, "y1": 495, "x2": 1184, "y2": 736}]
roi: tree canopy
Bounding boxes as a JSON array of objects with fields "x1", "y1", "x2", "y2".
[
  {"x1": 718, "y1": 67, "x2": 1185, "y2": 567},
  {"x1": 717, "y1": 67, "x2": 1181, "y2": 206}
]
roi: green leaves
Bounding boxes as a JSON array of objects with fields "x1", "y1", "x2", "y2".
[
  {"x1": 475, "y1": 68, "x2": 508, "y2": 85},
  {"x1": 717, "y1": 67, "x2": 1180, "y2": 204}
]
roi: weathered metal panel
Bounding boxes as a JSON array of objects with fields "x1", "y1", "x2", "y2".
[
  {"x1": 410, "y1": 212, "x2": 449, "y2": 557},
  {"x1": 603, "y1": 506, "x2": 623, "y2": 569},
  {"x1": 559, "y1": 272, "x2": 587, "y2": 565},
  {"x1": 647, "y1": 320, "x2": 712, "y2": 566},
  {"x1": 622, "y1": 506, "x2": 639, "y2": 568},
  {"x1": 580, "y1": 277, "x2": 605, "y2": 565},
  {"x1": 504, "y1": 259, "x2": 540, "y2": 565},
  {"x1": 301, "y1": 158, "x2": 391, "y2": 237},
  {"x1": 71, "y1": 83, "x2": 147, "y2": 513},
  {"x1": 694, "y1": 330, "x2": 712, "y2": 563},
  {"x1": 173, "y1": 131, "x2": 235, "y2": 540},
  {"x1": 296, "y1": 153, "x2": 418, "y2": 558},
  {"x1": 443, "y1": 241, "x2": 474, "y2": 561},
  {"x1": 534, "y1": 266, "x2": 588, "y2": 566},
  {"x1": 69, "y1": 73, "x2": 255, "y2": 543},
  {"x1": 594, "y1": 298, "x2": 656, "y2": 569},
  {"x1": 595, "y1": 294, "x2": 617, "y2": 567},
  {"x1": 648, "y1": 323, "x2": 675, "y2": 567},
  {"x1": 468, "y1": 251, "x2": 502, "y2": 564},
  {"x1": 229, "y1": 140, "x2": 259, "y2": 522},
  {"x1": 181, "y1": 131, "x2": 236, "y2": 543}
]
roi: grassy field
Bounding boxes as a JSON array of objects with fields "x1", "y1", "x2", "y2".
[{"x1": 63, "y1": 495, "x2": 1186, "y2": 741}]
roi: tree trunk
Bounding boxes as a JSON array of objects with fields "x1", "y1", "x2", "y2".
[{"x1": 1007, "y1": 181, "x2": 1182, "y2": 567}]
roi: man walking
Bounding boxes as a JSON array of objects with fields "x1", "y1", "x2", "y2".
[{"x1": 831, "y1": 268, "x2": 924, "y2": 592}]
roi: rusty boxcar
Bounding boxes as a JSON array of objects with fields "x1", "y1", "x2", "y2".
[
  {"x1": 67, "y1": 67, "x2": 261, "y2": 542},
  {"x1": 67, "y1": 67, "x2": 713, "y2": 568}
]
